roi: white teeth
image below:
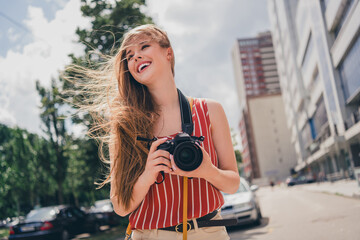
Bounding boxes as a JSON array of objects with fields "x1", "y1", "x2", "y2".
[{"x1": 138, "y1": 62, "x2": 150, "y2": 72}]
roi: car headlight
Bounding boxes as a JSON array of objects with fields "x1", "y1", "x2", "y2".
[{"x1": 234, "y1": 202, "x2": 253, "y2": 209}]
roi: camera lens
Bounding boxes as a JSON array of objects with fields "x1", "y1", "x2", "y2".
[
  {"x1": 179, "y1": 148, "x2": 195, "y2": 163},
  {"x1": 173, "y1": 142, "x2": 203, "y2": 171}
]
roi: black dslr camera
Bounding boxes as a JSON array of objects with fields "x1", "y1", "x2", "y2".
[{"x1": 158, "y1": 133, "x2": 204, "y2": 172}]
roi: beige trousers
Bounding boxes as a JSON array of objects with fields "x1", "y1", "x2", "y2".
[{"x1": 131, "y1": 211, "x2": 230, "y2": 240}]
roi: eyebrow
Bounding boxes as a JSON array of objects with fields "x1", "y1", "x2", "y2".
[
  {"x1": 126, "y1": 49, "x2": 132, "y2": 57},
  {"x1": 125, "y1": 40, "x2": 150, "y2": 57}
]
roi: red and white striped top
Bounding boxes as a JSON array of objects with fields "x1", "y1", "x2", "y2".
[{"x1": 129, "y1": 98, "x2": 224, "y2": 229}]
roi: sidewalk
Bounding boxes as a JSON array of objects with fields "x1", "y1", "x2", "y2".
[{"x1": 298, "y1": 179, "x2": 360, "y2": 199}]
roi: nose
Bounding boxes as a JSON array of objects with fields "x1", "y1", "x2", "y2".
[{"x1": 134, "y1": 53, "x2": 142, "y2": 61}]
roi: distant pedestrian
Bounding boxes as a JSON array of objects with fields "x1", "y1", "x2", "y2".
[{"x1": 270, "y1": 180, "x2": 275, "y2": 190}]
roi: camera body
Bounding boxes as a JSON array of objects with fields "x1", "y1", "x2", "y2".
[{"x1": 157, "y1": 132, "x2": 204, "y2": 171}]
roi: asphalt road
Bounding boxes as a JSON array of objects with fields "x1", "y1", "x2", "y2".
[{"x1": 227, "y1": 185, "x2": 360, "y2": 240}]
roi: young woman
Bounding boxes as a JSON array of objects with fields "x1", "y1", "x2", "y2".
[{"x1": 94, "y1": 24, "x2": 240, "y2": 239}]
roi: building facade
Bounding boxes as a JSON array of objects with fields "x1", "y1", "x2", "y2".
[
  {"x1": 267, "y1": 0, "x2": 360, "y2": 180},
  {"x1": 232, "y1": 32, "x2": 297, "y2": 182}
]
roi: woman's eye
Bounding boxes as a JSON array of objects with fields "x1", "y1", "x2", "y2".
[
  {"x1": 127, "y1": 55, "x2": 133, "y2": 61},
  {"x1": 142, "y1": 44, "x2": 150, "y2": 50}
]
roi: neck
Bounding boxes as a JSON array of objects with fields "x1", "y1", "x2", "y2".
[{"x1": 146, "y1": 74, "x2": 178, "y2": 111}]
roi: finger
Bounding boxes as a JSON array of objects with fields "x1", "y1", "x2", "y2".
[
  {"x1": 156, "y1": 165, "x2": 172, "y2": 174},
  {"x1": 169, "y1": 154, "x2": 177, "y2": 171},
  {"x1": 152, "y1": 149, "x2": 171, "y2": 160},
  {"x1": 152, "y1": 157, "x2": 172, "y2": 168},
  {"x1": 149, "y1": 138, "x2": 168, "y2": 153}
]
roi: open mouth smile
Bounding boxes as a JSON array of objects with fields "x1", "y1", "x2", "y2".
[{"x1": 137, "y1": 61, "x2": 152, "y2": 73}]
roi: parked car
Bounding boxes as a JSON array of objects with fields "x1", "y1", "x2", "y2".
[
  {"x1": 88, "y1": 199, "x2": 123, "y2": 227},
  {"x1": 8, "y1": 205, "x2": 100, "y2": 240},
  {"x1": 0, "y1": 219, "x2": 8, "y2": 229},
  {"x1": 221, "y1": 177, "x2": 262, "y2": 226},
  {"x1": 286, "y1": 175, "x2": 315, "y2": 186}
]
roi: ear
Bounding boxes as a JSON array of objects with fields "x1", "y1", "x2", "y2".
[{"x1": 167, "y1": 48, "x2": 172, "y2": 60}]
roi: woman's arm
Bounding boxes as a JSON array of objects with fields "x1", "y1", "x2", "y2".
[
  {"x1": 110, "y1": 137, "x2": 173, "y2": 216},
  {"x1": 204, "y1": 99, "x2": 240, "y2": 194},
  {"x1": 169, "y1": 99, "x2": 240, "y2": 194}
]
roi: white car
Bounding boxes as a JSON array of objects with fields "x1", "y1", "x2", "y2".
[{"x1": 221, "y1": 177, "x2": 262, "y2": 226}]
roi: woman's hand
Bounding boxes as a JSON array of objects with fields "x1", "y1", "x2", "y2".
[
  {"x1": 138, "y1": 138, "x2": 173, "y2": 186},
  {"x1": 169, "y1": 143, "x2": 216, "y2": 180}
]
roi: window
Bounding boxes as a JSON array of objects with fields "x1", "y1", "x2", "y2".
[
  {"x1": 301, "y1": 33, "x2": 314, "y2": 73},
  {"x1": 334, "y1": 0, "x2": 355, "y2": 38},
  {"x1": 301, "y1": 122, "x2": 312, "y2": 148},
  {"x1": 338, "y1": 35, "x2": 360, "y2": 103}
]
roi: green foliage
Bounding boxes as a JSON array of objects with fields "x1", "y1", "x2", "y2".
[
  {"x1": 77, "y1": 0, "x2": 152, "y2": 56},
  {"x1": 0, "y1": 0, "x2": 153, "y2": 220},
  {"x1": 0, "y1": 228, "x2": 9, "y2": 238},
  {"x1": 230, "y1": 128, "x2": 242, "y2": 164},
  {"x1": 36, "y1": 79, "x2": 70, "y2": 204},
  {"x1": 0, "y1": 124, "x2": 56, "y2": 218}
]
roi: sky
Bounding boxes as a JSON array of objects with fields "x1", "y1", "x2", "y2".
[{"x1": 0, "y1": 0, "x2": 270, "y2": 140}]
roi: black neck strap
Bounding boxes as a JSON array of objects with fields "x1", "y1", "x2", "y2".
[{"x1": 177, "y1": 89, "x2": 193, "y2": 135}]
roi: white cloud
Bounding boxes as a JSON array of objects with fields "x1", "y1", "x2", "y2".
[
  {"x1": 7, "y1": 28, "x2": 21, "y2": 42},
  {"x1": 145, "y1": 0, "x2": 270, "y2": 130},
  {"x1": 0, "y1": 0, "x2": 90, "y2": 134},
  {"x1": 0, "y1": 0, "x2": 270, "y2": 137}
]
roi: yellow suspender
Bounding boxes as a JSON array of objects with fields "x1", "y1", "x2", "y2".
[{"x1": 125, "y1": 97, "x2": 193, "y2": 240}]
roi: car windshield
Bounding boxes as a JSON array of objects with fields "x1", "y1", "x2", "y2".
[
  {"x1": 26, "y1": 207, "x2": 58, "y2": 221},
  {"x1": 94, "y1": 200, "x2": 113, "y2": 211},
  {"x1": 223, "y1": 182, "x2": 249, "y2": 195}
]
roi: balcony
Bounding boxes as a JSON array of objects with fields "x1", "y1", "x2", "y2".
[
  {"x1": 344, "y1": 107, "x2": 360, "y2": 130},
  {"x1": 305, "y1": 122, "x2": 331, "y2": 155}
]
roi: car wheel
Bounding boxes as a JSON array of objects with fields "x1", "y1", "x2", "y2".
[
  {"x1": 61, "y1": 229, "x2": 69, "y2": 240},
  {"x1": 254, "y1": 207, "x2": 262, "y2": 226}
]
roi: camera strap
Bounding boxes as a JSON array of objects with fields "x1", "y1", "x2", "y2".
[
  {"x1": 180, "y1": 90, "x2": 193, "y2": 240},
  {"x1": 128, "y1": 90, "x2": 194, "y2": 240},
  {"x1": 177, "y1": 88, "x2": 193, "y2": 135}
]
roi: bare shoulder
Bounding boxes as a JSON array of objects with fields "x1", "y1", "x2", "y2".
[{"x1": 204, "y1": 98, "x2": 226, "y2": 120}]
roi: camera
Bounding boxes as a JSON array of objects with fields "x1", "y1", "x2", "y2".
[{"x1": 157, "y1": 132, "x2": 204, "y2": 172}]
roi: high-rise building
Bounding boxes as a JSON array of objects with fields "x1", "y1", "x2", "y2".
[
  {"x1": 267, "y1": 0, "x2": 360, "y2": 180},
  {"x1": 232, "y1": 32, "x2": 297, "y2": 182}
]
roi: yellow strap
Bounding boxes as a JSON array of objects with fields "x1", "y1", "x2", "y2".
[
  {"x1": 183, "y1": 176, "x2": 188, "y2": 240},
  {"x1": 125, "y1": 222, "x2": 132, "y2": 240},
  {"x1": 124, "y1": 97, "x2": 194, "y2": 240}
]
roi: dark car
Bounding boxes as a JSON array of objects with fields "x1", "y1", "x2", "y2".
[
  {"x1": 286, "y1": 175, "x2": 315, "y2": 186},
  {"x1": 8, "y1": 205, "x2": 100, "y2": 240},
  {"x1": 89, "y1": 199, "x2": 123, "y2": 227}
]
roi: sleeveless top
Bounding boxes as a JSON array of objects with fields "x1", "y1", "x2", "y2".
[{"x1": 129, "y1": 98, "x2": 225, "y2": 230}]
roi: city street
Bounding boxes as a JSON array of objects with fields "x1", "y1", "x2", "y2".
[{"x1": 227, "y1": 185, "x2": 360, "y2": 240}]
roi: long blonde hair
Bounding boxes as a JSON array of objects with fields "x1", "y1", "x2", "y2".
[{"x1": 66, "y1": 24, "x2": 175, "y2": 210}]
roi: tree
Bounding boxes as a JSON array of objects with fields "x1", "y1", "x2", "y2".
[
  {"x1": 231, "y1": 128, "x2": 242, "y2": 164},
  {"x1": 0, "y1": 124, "x2": 56, "y2": 219},
  {"x1": 36, "y1": 79, "x2": 70, "y2": 204},
  {"x1": 61, "y1": 0, "x2": 154, "y2": 198},
  {"x1": 77, "y1": 0, "x2": 152, "y2": 56}
]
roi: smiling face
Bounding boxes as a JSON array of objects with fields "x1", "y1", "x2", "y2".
[
  {"x1": 125, "y1": 38, "x2": 171, "y2": 85},
  {"x1": 114, "y1": 25, "x2": 175, "y2": 101}
]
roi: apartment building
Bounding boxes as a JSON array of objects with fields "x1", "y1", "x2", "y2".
[
  {"x1": 267, "y1": 0, "x2": 360, "y2": 180},
  {"x1": 232, "y1": 32, "x2": 297, "y2": 182}
]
